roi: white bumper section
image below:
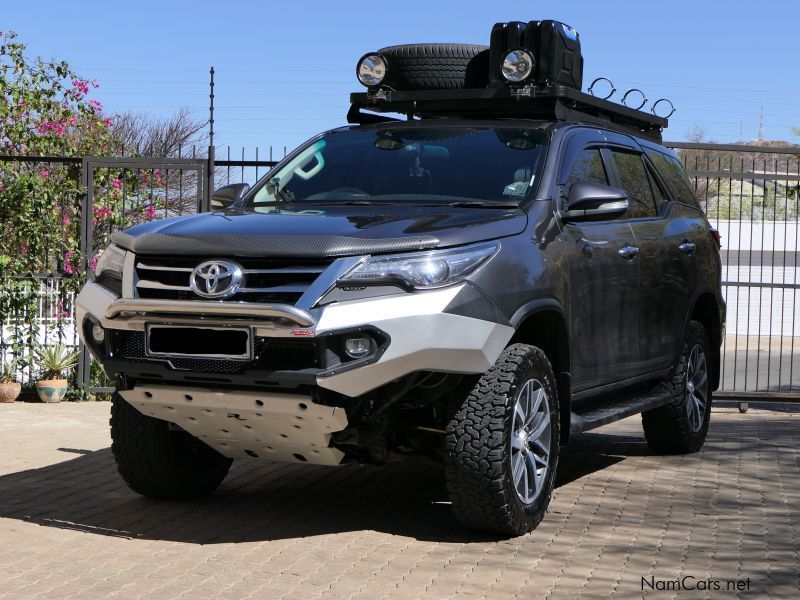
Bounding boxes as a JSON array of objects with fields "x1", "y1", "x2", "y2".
[{"x1": 314, "y1": 285, "x2": 514, "y2": 396}]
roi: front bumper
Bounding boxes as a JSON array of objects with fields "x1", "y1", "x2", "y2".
[{"x1": 77, "y1": 281, "x2": 514, "y2": 398}]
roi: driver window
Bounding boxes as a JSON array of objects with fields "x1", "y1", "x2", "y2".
[{"x1": 566, "y1": 148, "x2": 609, "y2": 194}]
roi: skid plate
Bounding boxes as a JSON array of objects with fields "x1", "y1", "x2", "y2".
[{"x1": 120, "y1": 385, "x2": 348, "y2": 465}]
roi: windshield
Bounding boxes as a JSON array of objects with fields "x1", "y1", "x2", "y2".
[{"x1": 247, "y1": 126, "x2": 548, "y2": 208}]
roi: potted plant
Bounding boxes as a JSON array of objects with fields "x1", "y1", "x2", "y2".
[
  {"x1": 0, "y1": 359, "x2": 21, "y2": 403},
  {"x1": 34, "y1": 344, "x2": 78, "y2": 403}
]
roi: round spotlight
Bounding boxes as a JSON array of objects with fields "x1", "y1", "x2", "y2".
[
  {"x1": 501, "y1": 49, "x2": 535, "y2": 83},
  {"x1": 357, "y1": 53, "x2": 387, "y2": 87},
  {"x1": 90, "y1": 322, "x2": 105, "y2": 345},
  {"x1": 343, "y1": 336, "x2": 372, "y2": 359}
]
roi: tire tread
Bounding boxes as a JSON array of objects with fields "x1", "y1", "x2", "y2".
[{"x1": 445, "y1": 344, "x2": 559, "y2": 536}]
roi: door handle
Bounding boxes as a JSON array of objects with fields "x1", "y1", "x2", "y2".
[
  {"x1": 618, "y1": 245, "x2": 639, "y2": 260},
  {"x1": 678, "y1": 242, "x2": 697, "y2": 255},
  {"x1": 579, "y1": 237, "x2": 609, "y2": 257}
]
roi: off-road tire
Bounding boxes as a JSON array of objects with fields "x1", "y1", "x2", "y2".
[
  {"x1": 110, "y1": 393, "x2": 232, "y2": 499},
  {"x1": 377, "y1": 44, "x2": 489, "y2": 90},
  {"x1": 642, "y1": 321, "x2": 712, "y2": 454},
  {"x1": 445, "y1": 344, "x2": 560, "y2": 536}
]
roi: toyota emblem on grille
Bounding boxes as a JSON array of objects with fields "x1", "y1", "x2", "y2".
[{"x1": 189, "y1": 260, "x2": 244, "y2": 299}]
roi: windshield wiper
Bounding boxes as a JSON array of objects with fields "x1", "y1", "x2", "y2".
[
  {"x1": 297, "y1": 200, "x2": 377, "y2": 206},
  {"x1": 445, "y1": 200, "x2": 521, "y2": 208}
]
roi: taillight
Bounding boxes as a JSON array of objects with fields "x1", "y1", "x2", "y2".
[{"x1": 709, "y1": 227, "x2": 722, "y2": 249}]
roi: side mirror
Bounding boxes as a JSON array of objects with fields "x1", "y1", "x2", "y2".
[
  {"x1": 211, "y1": 183, "x2": 250, "y2": 210},
  {"x1": 561, "y1": 182, "x2": 628, "y2": 222}
]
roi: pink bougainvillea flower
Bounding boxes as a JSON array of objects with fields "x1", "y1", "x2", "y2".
[
  {"x1": 93, "y1": 206, "x2": 114, "y2": 220},
  {"x1": 103, "y1": 117, "x2": 114, "y2": 128},
  {"x1": 20, "y1": 243, "x2": 27, "y2": 254},
  {"x1": 69, "y1": 116, "x2": 77, "y2": 126},
  {"x1": 41, "y1": 169, "x2": 49, "y2": 180},
  {"x1": 89, "y1": 256, "x2": 98, "y2": 270},
  {"x1": 113, "y1": 178, "x2": 121, "y2": 189},
  {"x1": 88, "y1": 99, "x2": 103, "y2": 112},
  {"x1": 71, "y1": 79, "x2": 90, "y2": 95},
  {"x1": 145, "y1": 205, "x2": 157, "y2": 220},
  {"x1": 64, "y1": 251, "x2": 74, "y2": 275}
]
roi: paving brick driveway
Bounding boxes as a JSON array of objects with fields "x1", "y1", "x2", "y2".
[{"x1": 0, "y1": 402, "x2": 797, "y2": 599}]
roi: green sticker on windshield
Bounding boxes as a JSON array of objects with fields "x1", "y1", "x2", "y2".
[{"x1": 503, "y1": 181, "x2": 529, "y2": 196}]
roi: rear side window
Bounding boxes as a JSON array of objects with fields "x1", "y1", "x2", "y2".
[
  {"x1": 610, "y1": 150, "x2": 656, "y2": 218},
  {"x1": 645, "y1": 149, "x2": 701, "y2": 209},
  {"x1": 566, "y1": 148, "x2": 608, "y2": 192}
]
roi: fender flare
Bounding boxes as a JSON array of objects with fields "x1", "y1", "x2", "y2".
[
  {"x1": 676, "y1": 287, "x2": 724, "y2": 388},
  {"x1": 510, "y1": 297, "x2": 572, "y2": 442}
]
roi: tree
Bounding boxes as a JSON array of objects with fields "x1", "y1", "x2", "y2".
[
  {"x1": 0, "y1": 30, "x2": 122, "y2": 275},
  {"x1": 0, "y1": 30, "x2": 125, "y2": 384},
  {"x1": 111, "y1": 107, "x2": 208, "y2": 157}
]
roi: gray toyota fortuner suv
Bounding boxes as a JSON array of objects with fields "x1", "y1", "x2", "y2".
[{"x1": 77, "y1": 20, "x2": 725, "y2": 536}]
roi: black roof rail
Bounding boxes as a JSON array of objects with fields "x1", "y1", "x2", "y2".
[{"x1": 349, "y1": 84, "x2": 667, "y2": 143}]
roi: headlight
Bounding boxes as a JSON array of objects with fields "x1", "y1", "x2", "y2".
[
  {"x1": 501, "y1": 49, "x2": 535, "y2": 83},
  {"x1": 339, "y1": 242, "x2": 499, "y2": 290},
  {"x1": 94, "y1": 244, "x2": 127, "y2": 280},
  {"x1": 357, "y1": 53, "x2": 387, "y2": 87}
]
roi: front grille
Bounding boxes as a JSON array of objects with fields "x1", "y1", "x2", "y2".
[
  {"x1": 134, "y1": 256, "x2": 333, "y2": 305},
  {"x1": 113, "y1": 331, "x2": 320, "y2": 374}
]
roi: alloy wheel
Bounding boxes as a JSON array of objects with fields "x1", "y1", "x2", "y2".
[
  {"x1": 685, "y1": 344, "x2": 709, "y2": 432},
  {"x1": 509, "y1": 378, "x2": 551, "y2": 504}
]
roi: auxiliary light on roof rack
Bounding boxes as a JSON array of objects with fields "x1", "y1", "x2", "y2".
[{"x1": 347, "y1": 19, "x2": 672, "y2": 144}]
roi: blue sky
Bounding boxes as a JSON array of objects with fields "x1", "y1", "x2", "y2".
[{"x1": 5, "y1": 1, "x2": 800, "y2": 157}]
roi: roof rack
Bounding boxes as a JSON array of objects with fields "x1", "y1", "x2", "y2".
[{"x1": 348, "y1": 84, "x2": 667, "y2": 143}]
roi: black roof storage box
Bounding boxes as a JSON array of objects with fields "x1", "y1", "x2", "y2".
[{"x1": 489, "y1": 20, "x2": 583, "y2": 89}]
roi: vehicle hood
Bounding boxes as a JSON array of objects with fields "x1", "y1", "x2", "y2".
[{"x1": 112, "y1": 205, "x2": 527, "y2": 257}]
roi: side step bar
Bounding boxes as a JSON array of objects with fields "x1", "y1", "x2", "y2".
[{"x1": 570, "y1": 383, "x2": 676, "y2": 435}]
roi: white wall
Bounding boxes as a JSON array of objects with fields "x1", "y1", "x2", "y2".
[{"x1": 712, "y1": 221, "x2": 800, "y2": 253}]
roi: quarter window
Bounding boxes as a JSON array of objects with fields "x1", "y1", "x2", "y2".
[
  {"x1": 644, "y1": 149, "x2": 701, "y2": 209},
  {"x1": 645, "y1": 164, "x2": 667, "y2": 210},
  {"x1": 610, "y1": 150, "x2": 656, "y2": 218}
]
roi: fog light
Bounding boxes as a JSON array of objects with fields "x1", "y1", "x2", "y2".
[
  {"x1": 343, "y1": 336, "x2": 371, "y2": 359},
  {"x1": 90, "y1": 322, "x2": 105, "y2": 344}
]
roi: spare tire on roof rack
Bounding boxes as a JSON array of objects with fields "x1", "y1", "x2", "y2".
[{"x1": 373, "y1": 44, "x2": 490, "y2": 91}]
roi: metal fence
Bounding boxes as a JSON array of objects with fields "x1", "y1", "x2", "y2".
[
  {"x1": 2, "y1": 142, "x2": 799, "y2": 400},
  {"x1": 666, "y1": 142, "x2": 800, "y2": 400}
]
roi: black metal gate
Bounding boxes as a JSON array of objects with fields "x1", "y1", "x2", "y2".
[
  {"x1": 78, "y1": 157, "x2": 207, "y2": 392},
  {"x1": 666, "y1": 142, "x2": 800, "y2": 401}
]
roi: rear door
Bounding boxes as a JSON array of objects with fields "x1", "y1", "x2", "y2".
[{"x1": 559, "y1": 135, "x2": 642, "y2": 393}]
